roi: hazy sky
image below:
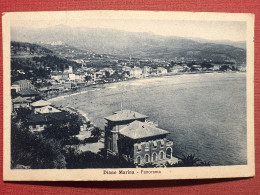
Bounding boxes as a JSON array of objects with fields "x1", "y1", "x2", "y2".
[{"x1": 10, "y1": 12, "x2": 247, "y2": 42}]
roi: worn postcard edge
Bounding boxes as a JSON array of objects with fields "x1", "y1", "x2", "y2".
[{"x1": 2, "y1": 10, "x2": 255, "y2": 181}]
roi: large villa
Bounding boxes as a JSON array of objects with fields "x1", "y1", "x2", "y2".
[{"x1": 104, "y1": 110, "x2": 178, "y2": 166}]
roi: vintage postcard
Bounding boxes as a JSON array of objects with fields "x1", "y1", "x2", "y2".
[{"x1": 2, "y1": 11, "x2": 255, "y2": 181}]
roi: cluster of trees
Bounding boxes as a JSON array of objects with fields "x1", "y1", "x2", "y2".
[
  {"x1": 11, "y1": 41, "x2": 53, "y2": 55},
  {"x1": 64, "y1": 147, "x2": 135, "y2": 169},
  {"x1": 32, "y1": 55, "x2": 81, "y2": 72},
  {"x1": 11, "y1": 111, "x2": 66, "y2": 169},
  {"x1": 11, "y1": 42, "x2": 81, "y2": 84},
  {"x1": 11, "y1": 108, "x2": 106, "y2": 169},
  {"x1": 219, "y1": 65, "x2": 239, "y2": 72},
  {"x1": 11, "y1": 58, "x2": 51, "y2": 83},
  {"x1": 42, "y1": 113, "x2": 82, "y2": 140}
]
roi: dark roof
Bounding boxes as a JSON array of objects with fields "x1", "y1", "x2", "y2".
[
  {"x1": 17, "y1": 89, "x2": 39, "y2": 96},
  {"x1": 12, "y1": 96, "x2": 32, "y2": 103},
  {"x1": 119, "y1": 121, "x2": 169, "y2": 140},
  {"x1": 12, "y1": 79, "x2": 31, "y2": 85},
  {"x1": 104, "y1": 110, "x2": 148, "y2": 122},
  {"x1": 27, "y1": 112, "x2": 70, "y2": 124}
]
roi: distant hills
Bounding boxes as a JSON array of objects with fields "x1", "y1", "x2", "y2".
[{"x1": 11, "y1": 25, "x2": 246, "y2": 65}]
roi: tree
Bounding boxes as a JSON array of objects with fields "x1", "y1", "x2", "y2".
[
  {"x1": 201, "y1": 61, "x2": 213, "y2": 69},
  {"x1": 85, "y1": 75, "x2": 92, "y2": 82},
  {"x1": 11, "y1": 117, "x2": 66, "y2": 169},
  {"x1": 166, "y1": 154, "x2": 207, "y2": 167},
  {"x1": 43, "y1": 112, "x2": 81, "y2": 140},
  {"x1": 64, "y1": 147, "x2": 135, "y2": 169},
  {"x1": 117, "y1": 136, "x2": 134, "y2": 161},
  {"x1": 14, "y1": 107, "x2": 32, "y2": 120},
  {"x1": 91, "y1": 127, "x2": 102, "y2": 138},
  {"x1": 179, "y1": 154, "x2": 201, "y2": 166},
  {"x1": 219, "y1": 65, "x2": 230, "y2": 71},
  {"x1": 104, "y1": 71, "x2": 110, "y2": 78}
]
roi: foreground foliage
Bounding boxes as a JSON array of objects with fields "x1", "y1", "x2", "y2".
[{"x1": 11, "y1": 119, "x2": 66, "y2": 169}]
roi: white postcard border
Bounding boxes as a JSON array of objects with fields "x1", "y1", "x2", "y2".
[{"x1": 2, "y1": 10, "x2": 255, "y2": 181}]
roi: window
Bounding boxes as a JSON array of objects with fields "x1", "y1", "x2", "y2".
[
  {"x1": 137, "y1": 156, "x2": 141, "y2": 164},
  {"x1": 145, "y1": 142, "x2": 149, "y2": 151},
  {"x1": 137, "y1": 144, "x2": 142, "y2": 152},
  {"x1": 161, "y1": 140, "x2": 164, "y2": 147},
  {"x1": 153, "y1": 141, "x2": 157, "y2": 148},
  {"x1": 166, "y1": 148, "x2": 172, "y2": 159},
  {"x1": 152, "y1": 153, "x2": 157, "y2": 162},
  {"x1": 160, "y1": 151, "x2": 164, "y2": 160},
  {"x1": 145, "y1": 154, "x2": 149, "y2": 163},
  {"x1": 107, "y1": 139, "x2": 112, "y2": 151}
]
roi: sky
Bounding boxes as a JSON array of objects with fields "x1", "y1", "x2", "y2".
[{"x1": 9, "y1": 11, "x2": 247, "y2": 42}]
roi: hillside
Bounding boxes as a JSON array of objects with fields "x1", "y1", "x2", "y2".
[
  {"x1": 11, "y1": 25, "x2": 247, "y2": 65},
  {"x1": 11, "y1": 41, "x2": 53, "y2": 57},
  {"x1": 10, "y1": 41, "x2": 81, "y2": 83}
]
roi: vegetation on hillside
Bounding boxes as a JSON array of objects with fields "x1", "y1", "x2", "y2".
[{"x1": 11, "y1": 107, "x2": 135, "y2": 169}]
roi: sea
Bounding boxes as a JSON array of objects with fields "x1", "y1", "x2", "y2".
[{"x1": 49, "y1": 72, "x2": 247, "y2": 166}]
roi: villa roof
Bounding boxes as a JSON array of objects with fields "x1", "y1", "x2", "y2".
[
  {"x1": 12, "y1": 79, "x2": 31, "y2": 85},
  {"x1": 37, "y1": 105, "x2": 61, "y2": 114},
  {"x1": 119, "y1": 121, "x2": 169, "y2": 140},
  {"x1": 17, "y1": 89, "x2": 39, "y2": 96},
  {"x1": 12, "y1": 96, "x2": 32, "y2": 103},
  {"x1": 31, "y1": 100, "x2": 51, "y2": 107},
  {"x1": 27, "y1": 112, "x2": 70, "y2": 124},
  {"x1": 104, "y1": 110, "x2": 148, "y2": 122}
]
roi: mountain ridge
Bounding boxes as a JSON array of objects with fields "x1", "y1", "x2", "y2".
[{"x1": 11, "y1": 25, "x2": 246, "y2": 65}]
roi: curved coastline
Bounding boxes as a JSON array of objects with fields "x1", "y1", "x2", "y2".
[
  {"x1": 47, "y1": 72, "x2": 246, "y2": 166},
  {"x1": 47, "y1": 71, "x2": 241, "y2": 102}
]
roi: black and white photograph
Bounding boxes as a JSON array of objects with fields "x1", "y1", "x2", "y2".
[{"x1": 3, "y1": 11, "x2": 254, "y2": 181}]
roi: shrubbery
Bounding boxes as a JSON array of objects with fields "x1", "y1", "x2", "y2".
[
  {"x1": 64, "y1": 147, "x2": 135, "y2": 169},
  {"x1": 62, "y1": 136, "x2": 99, "y2": 146},
  {"x1": 42, "y1": 112, "x2": 82, "y2": 140},
  {"x1": 11, "y1": 120, "x2": 66, "y2": 169}
]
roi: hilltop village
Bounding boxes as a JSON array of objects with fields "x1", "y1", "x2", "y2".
[{"x1": 10, "y1": 41, "x2": 240, "y2": 169}]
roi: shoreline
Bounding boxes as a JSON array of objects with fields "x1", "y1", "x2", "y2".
[
  {"x1": 46, "y1": 71, "x2": 245, "y2": 103},
  {"x1": 47, "y1": 71, "x2": 246, "y2": 132}
]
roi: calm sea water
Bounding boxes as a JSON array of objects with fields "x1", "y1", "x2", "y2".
[{"x1": 50, "y1": 73, "x2": 247, "y2": 166}]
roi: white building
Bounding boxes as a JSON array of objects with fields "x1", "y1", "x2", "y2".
[
  {"x1": 130, "y1": 66, "x2": 142, "y2": 78},
  {"x1": 170, "y1": 65, "x2": 184, "y2": 73},
  {"x1": 143, "y1": 66, "x2": 152, "y2": 76},
  {"x1": 157, "y1": 67, "x2": 167, "y2": 75},
  {"x1": 64, "y1": 66, "x2": 73, "y2": 74}
]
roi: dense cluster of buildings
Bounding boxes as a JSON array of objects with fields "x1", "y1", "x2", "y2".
[{"x1": 11, "y1": 79, "x2": 80, "y2": 133}]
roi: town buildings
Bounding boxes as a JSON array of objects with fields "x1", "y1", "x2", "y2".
[
  {"x1": 31, "y1": 100, "x2": 60, "y2": 114},
  {"x1": 12, "y1": 96, "x2": 32, "y2": 111},
  {"x1": 156, "y1": 67, "x2": 168, "y2": 75},
  {"x1": 104, "y1": 110, "x2": 175, "y2": 166},
  {"x1": 11, "y1": 79, "x2": 34, "y2": 92},
  {"x1": 142, "y1": 66, "x2": 152, "y2": 76},
  {"x1": 129, "y1": 66, "x2": 143, "y2": 78}
]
